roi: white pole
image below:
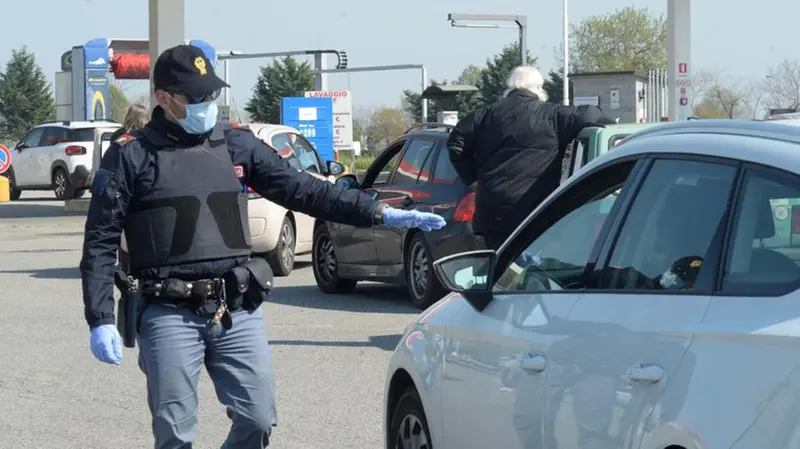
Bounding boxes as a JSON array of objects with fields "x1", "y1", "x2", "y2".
[
  {"x1": 223, "y1": 59, "x2": 230, "y2": 107},
  {"x1": 421, "y1": 67, "x2": 428, "y2": 123},
  {"x1": 562, "y1": 0, "x2": 569, "y2": 105}
]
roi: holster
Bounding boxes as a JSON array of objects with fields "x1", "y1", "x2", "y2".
[
  {"x1": 114, "y1": 269, "x2": 141, "y2": 348},
  {"x1": 225, "y1": 257, "x2": 274, "y2": 311}
]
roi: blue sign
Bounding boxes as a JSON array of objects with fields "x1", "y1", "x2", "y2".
[
  {"x1": 83, "y1": 38, "x2": 110, "y2": 120},
  {"x1": 280, "y1": 97, "x2": 335, "y2": 162}
]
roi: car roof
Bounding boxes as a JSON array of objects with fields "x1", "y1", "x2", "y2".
[
  {"x1": 244, "y1": 123, "x2": 298, "y2": 135},
  {"x1": 35, "y1": 120, "x2": 120, "y2": 129},
  {"x1": 576, "y1": 119, "x2": 800, "y2": 178}
]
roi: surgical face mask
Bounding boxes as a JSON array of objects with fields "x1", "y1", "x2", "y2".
[{"x1": 167, "y1": 94, "x2": 218, "y2": 134}]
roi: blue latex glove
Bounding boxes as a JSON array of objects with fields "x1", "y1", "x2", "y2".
[
  {"x1": 515, "y1": 251, "x2": 541, "y2": 268},
  {"x1": 90, "y1": 324, "x2": 123, "y2": 365},
  {"x1": 382, "y1": 207, "x2": 446, "y2": 231}
]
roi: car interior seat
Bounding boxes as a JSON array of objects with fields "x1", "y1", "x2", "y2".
[{"x1": 745, "y1": 195, "x2": 800, "y2": 282}]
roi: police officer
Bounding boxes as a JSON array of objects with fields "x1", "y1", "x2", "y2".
[{"x1": 80, "y1": 44, "x2": 446, "y2": 449}]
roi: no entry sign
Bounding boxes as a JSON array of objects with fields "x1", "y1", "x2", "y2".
[{"x1": 0, "y1": 144, "x2": 11, "y2": 175}]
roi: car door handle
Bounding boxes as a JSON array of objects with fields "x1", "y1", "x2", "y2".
[
  {"x1": 628, "y1": 363, "x2": 664, "y2": 383},
  {"x1": 518, "y1": 353, "x2": 547, "y2": 372}
]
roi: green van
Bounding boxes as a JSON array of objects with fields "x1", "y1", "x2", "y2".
[{"x1": 561, "y1": 123, "x2": 661, "y2": 182}]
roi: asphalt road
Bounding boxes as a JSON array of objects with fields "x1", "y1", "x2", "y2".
[{"x1": 0, "y1": 193, "x2": 419, "y2": 449}]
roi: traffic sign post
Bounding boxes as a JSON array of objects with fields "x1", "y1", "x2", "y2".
[
  {"x1": 280, "y1": 97, "x2": 335, "y2": 162},
  {"x1": 0, "y1": 144, "x2": 11, "y2": 175},
  {"x1": 304, "y1": 90, "x2": 353, "y2": 152}
]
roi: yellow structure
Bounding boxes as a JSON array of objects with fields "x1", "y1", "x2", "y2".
[{"x1": 0, "y1": 175, "x2": 10, "y2": 202}]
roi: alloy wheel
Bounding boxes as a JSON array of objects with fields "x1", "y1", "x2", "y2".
[
  {"x1": 395, "y1": 413, "x2": 430, "y2": 449},
  {"x1": 409, "y1": 241, "x2": 428, "y2": 300},
  {"x1": 315, "y1": 234, "x2": 336, "y2": 284},
  {"x1": 280, "y1": 222, "x2": 295, "y2": 269},
  {"x1": 54, "y1": 172, "x2": 66, "y2": 198}
]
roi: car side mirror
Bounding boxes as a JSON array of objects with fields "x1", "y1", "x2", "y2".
[
  {"x1": 327, "y1": 160, "x2": 345, "y2": 176},
  {"x1": 433, "y1": 249, "x2": 496, "y2": 311},
  {"x1": 15, "y1": 142, "x2": 24, "y2": 151},
  {"x1": 335, "y1": 174, "x2": 360, "y2": 190}
]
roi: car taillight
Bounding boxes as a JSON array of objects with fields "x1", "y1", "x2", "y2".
[
  {"x1": 65, "y1": 145, "x2": 86, "y2": 155},
  {"x1": 453, "y1": 192, "x2": 475, "y2": 222},
  {"x1": 246, "y1": 186, "x2": 260, "y2": 199}
]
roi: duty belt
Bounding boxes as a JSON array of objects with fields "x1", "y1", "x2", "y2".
[{"x1": 140, "y1": 278, "x2": 232, "y2": 329}]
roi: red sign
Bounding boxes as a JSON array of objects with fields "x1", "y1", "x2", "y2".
[
  {"x1": 0, "y1": 144, "x2": 10, "y2": 175},
  {"x1": 680, "y1": 98, "x2": 688, "y2": 106},
  {"x1": 678, "y1": 62, "x2": 687, "y2": 73}
]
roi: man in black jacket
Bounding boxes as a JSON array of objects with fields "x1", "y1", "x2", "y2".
[{"x1": 447, "y1": 66, "x2": 615, "y2": 249}]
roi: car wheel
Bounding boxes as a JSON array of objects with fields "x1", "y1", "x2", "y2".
[
  {"x1": 389, "y1": 388, "x2": 432, "y2": 449},
  {"x1": 2, "y1": 171, "x2": 21, "y2": 201},
  {"x1": 405, "y1": 233, "x2": 445, "y2": 310},
  {"x1": 52, "y1": 168, "x2": 74, "y2": 200},
  {"x1": 266, "y1": 216, "x2": 296, "y2": 277},
  {"x1": 312, "y1": 224, "x2": 357, "y2": 293}
]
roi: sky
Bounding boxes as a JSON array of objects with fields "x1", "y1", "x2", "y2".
[{"x1": 1, "y1": 0, "x2": 797, "y2": 120}]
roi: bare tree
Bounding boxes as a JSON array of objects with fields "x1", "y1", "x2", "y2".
[
  {"x1": 764, "y1": 60, "x2": 800, "y2": 110},
  {"x1": 692, "y1": 68, "x2": 749, "y2": 119}
]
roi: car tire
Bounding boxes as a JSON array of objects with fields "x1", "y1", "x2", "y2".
[
  {"x1": 266, "y1": 216, "x2": 296, "y2": 277},
  {"x1": 52, "y1": 168, "x2": 74, "y2": 200},
  {"x1": 2, "y1": 170, "x2": 21, "y2": 201},
  {"x1": 405, "y1": 233, "x2": 445, "y2": 310},
  {"x1": 389, "y1": 388, "x2": 432, "y2": 449},
  {"x1": 312, "y1": 224, "x2": 357, "y2": 294}
]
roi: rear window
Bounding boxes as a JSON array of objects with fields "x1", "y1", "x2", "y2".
[{"x1": 70, "y1": 128, "x2": 96, "y2": 142}]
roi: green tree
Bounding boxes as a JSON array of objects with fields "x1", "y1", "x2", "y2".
[
  {"x1": 479, "y1": 42, "x2": 537, "y2": 103},
  {"x1": 0, "y1": 47, "x2": 55, "y2": 142},
  {"x1": 245, "y1": 57, "x2": 314, "y2": 124},
  {"x1": 543, "y1": 69, "x2": 573, "y2": 104},
  {"x1": 568, "y1": 6, "x2": 667, "y2": 72},
  {"x1": 366, "y1": 107, "x2": 408, "y2": 148},
  {"x1": 110, "y1": 84, "x2": 130, "y2": 123}
]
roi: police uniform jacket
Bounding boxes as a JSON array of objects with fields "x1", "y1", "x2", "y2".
[{"x1": 80, "y1": 106, "x2": 380, "y2": 328}]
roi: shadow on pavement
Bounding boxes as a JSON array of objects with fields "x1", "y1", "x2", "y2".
[
  {"x1": 270, "y1": 334, "x2": 401, "y2": 351},
  {"x1": 0, "y1": 248, "x2": 80, "y2": 254},
  {"x1": 270, "y1": 284, "x2": 417, "y2": 314},
  {"x1": 0, "y1": 202, "x2": 85, "y2": 219},
  {"x1": 0, "y1": 266, "x2": 80, "y2": 279}
]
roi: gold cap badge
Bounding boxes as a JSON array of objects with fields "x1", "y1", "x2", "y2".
[{"x1": 194, "y1": 56, "x2": 207, "y2": 75}]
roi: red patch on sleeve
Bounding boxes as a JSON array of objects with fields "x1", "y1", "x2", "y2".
[{"x1": 234, "y1": 165, "x2": 244, "y2": 178}]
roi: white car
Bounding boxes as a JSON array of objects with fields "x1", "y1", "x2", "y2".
[
  {"x1": 385, "y1": 119, "x2": 800, "y2": 449},
  {"x1": 118, "y1": 123, "x2": 344, "y2": 277},
  {"x1": 243, "y1": 123, "x2": 343, "y2": 276},
  {"x1": 4, "y1": 120, "x2": 120, "y2": 200}
]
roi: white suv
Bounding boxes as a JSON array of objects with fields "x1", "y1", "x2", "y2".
[{"x1": 4, "y1": 120, "x2": 120, "y2": 200}]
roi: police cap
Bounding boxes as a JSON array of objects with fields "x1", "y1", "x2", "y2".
[{"x1": 153, "y1": 45, "x2": 229, "y2": 98}]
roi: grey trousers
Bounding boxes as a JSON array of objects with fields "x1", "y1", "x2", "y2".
[{"x1": 137, "y1": 303, "x2": 277, "y2": 449}]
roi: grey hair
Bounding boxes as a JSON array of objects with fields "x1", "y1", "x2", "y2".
[
  {"x1": 122, "y1": 103, "x2": 149, "y2": 131},
  {"x1": 503, "y1": 66, "x2": 549, "y2": 102}
]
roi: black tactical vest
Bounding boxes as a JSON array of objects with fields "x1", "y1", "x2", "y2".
[{"x1": 124, "y1": 126, "x2": 251, "y2": 271}]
